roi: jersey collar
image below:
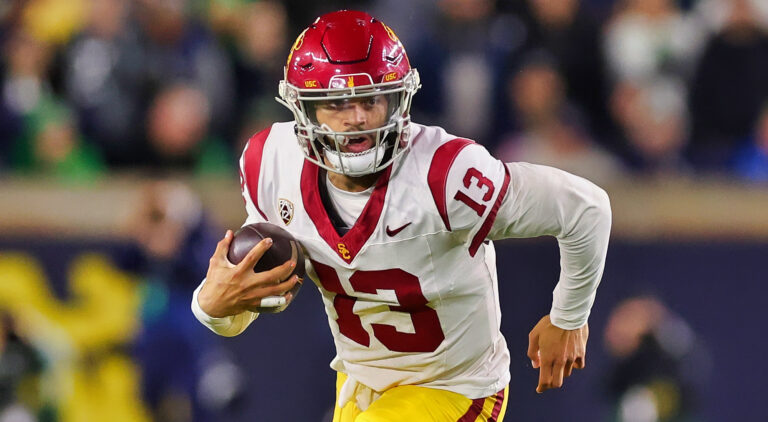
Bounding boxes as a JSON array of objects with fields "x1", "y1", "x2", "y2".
[{"x1": 301, "y1": 161, "x2": 391, "y2": 263}]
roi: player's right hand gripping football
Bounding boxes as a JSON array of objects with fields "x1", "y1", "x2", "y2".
[{"x1": 198, "y1": 230, "x2": 301, "y2": 318}]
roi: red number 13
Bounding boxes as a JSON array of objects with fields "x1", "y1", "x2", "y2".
[
  {"x1": 312, "y1": 260, "x2": 445, "y2": 353},
  {"x1": 454, "y1": 167, "x2": 495, "y2": 216}
]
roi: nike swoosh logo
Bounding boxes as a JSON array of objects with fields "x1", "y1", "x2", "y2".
[{"x1": 386, "y1": 222, "x2": 412, "y2": 237}]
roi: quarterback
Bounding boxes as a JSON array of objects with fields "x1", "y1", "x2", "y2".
[{"x1": 191, "y1": 10, "x2": 611, "y2": 421}]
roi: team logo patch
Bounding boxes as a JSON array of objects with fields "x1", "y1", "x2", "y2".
[
  {"x1": 383, "y1": 71, "x2": 398, "y2": 82},
  {"x1": 278, "y1": 198, "x2": 294, "y2": 225},
  {"x1": 329, "y1": 73, "x2": 374, "y2": 89},
  {"x1": 337, "y1": 243, "x2": 351, "y2": 260}
]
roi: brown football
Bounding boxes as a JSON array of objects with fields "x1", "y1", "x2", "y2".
[{"x1": 226, "y1": 223, "x2": 305, "y2": 313}]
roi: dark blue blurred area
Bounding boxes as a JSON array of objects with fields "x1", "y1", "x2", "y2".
[
  {"x1": 195, "y1": 238, "x2": 768, "y2": 421},
  {"x1": 1, "y1": 237, "x2": 766, "y2": 420},
  {"x1": 495, "y1": 239, "x2": 767, "y2": 421}
]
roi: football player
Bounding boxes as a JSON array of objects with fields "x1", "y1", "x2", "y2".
[{"x1": 192, "y1": 10, "x2": 611, "y2": 421}]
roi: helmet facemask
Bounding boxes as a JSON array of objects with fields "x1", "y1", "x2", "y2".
[{"x1": 277, "y1": 68, "x2": 420, "y2": 177}]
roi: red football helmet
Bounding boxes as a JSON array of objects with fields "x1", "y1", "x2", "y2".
[{"x1": 277, "y1": 10, "x2": 420, "y2": 176}]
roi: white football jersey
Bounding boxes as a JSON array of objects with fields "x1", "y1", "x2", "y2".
[
  {"x1": 239, "y1": 122, "x2": 511, "y2": 398},
  {"x1": 192, "y1": 120, "x2": 611, "y2": 401}
]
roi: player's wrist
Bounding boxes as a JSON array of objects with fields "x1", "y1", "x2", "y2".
[
  {"x1": 199, "y1": 301, "x2": 223, "y2": 318},
  {"x1": 196, "y1": 280, "x2": 230, "y2": 318},
  {"x1": 198, "y1": 294, "x2": 229, "y2": 318},
  {"x1": 549, "y1": 310, "x2": 588, "y2": 331}
]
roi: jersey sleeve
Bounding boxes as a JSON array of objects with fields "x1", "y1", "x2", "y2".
[
  {"x1": 488, "y1": 162, "x2": 612, "y2": 329},
  {"x1": 239, "y1": 127, "x2": 272, "y2": 226},
  {"x1": 428, "y1": 139, "x2": 511, "y2": 256}
]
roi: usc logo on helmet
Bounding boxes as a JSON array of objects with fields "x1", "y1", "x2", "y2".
[
  {"x1": 384, "y1": 72, "x2": 398, "y2": 82},
  {"x1": 337, "y1": 243, "x2": 351, "y2": 260}
]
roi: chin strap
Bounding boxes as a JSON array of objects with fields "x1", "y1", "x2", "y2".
[
  {"x1": 318, "y1": 123, "x2": 390, "y2": 176},
  {"x1": 323, "y1": 142, "x2": 387, "y2": 176}
]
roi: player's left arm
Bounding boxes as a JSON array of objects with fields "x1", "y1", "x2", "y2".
[
  {"x1": 435, "y1": 144, "x2": 610, "y2": 392},
  {"x1": 487, "y1": 162, "x2": 612, "y2": 393}
]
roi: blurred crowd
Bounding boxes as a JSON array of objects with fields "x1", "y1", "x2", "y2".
[
  {"x1": 602, "y1": 296, "x2": 709, "y2": 422},
  {"x1": 0, "y1": 178, "x2": 243, "y2": 422},
  {"x1": 2, "y1": 0, "x2": 768, "y2": 184}
]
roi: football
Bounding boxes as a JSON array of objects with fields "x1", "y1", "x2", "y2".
[{"x1": 227, "y1": 222, "x2": 306, "y2": 313}]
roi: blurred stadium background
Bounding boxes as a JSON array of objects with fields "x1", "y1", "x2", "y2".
[{"x1": 1, "y1": 0, "x2": 767, "y2": 421}]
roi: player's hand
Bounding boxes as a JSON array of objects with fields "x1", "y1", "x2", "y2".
[
  {"x1": 527, "y1": 314, "x2": 589, "y2": 393},
  {"x1": 198, "y1": 230, "x2": 301, "y2": 318}
]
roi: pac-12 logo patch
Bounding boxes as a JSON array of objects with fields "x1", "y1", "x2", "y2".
[{"x1": 278, "y1": 198, "x2": 294, "y2": 225}]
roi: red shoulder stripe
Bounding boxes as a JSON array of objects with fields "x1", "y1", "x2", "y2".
[
  {"x1": 468, "y1": 163, "x2": 511, "y2": 257},
  {"x1": 428, "y1": 138, "x2": 474, "y2": 231},
  {"x1": 242, "y1": 126, "x2": 272, "y2": 221}
]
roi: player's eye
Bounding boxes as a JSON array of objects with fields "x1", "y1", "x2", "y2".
[
  {"x1": 319, "y1": 99, "x2": 348, "y2": 111},
  {"x1": 316, "y1": 95, "x2": 385, "y2": 113},
  {"x1": 363, "y1": 96, "x2": 383, "y2": 108}
]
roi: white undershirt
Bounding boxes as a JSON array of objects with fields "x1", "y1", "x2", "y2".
[{"x1": 325, "y1": 174, "x2": 374, "y2": 229}]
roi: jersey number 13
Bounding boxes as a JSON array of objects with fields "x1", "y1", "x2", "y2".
[{"x1": 312, "y1": 260, "x2": 445, "y2": 353}]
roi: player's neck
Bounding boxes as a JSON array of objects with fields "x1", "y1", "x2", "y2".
[{"x1": 326, "y1": 170, "x2": 381, "y2": 192}]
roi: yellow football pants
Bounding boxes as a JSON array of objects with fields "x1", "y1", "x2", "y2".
[{"x1": 332, "y1": 372, "x2": 508, "y2": 422}]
